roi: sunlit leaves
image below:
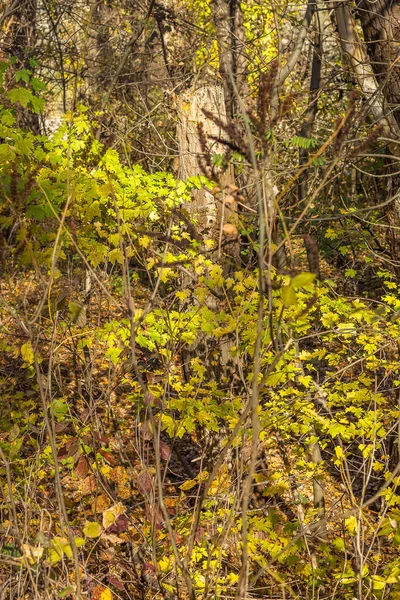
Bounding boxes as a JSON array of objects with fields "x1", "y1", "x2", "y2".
[
  {"x1": 20, "y1": 342, "x2": 34, "y2": 366},
  {"x1": 83, "y1": 522, "x2": 102, "y2": 538}
]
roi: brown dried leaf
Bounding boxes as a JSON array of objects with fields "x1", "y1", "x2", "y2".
[
  {"x1": 57, "y1": 437, "x2": 80, "y2": 460},
  {"x1": 54, "y1": 422, "x2": 69, "y2": 434},
  {"x1": 98, "y1": 449, "x2": 115, "y2": 465},
  {"x1": 140, "y1": 420, "x2": 153, "y2": 441},
  {"x1": 108, "y1": 576, "x2": 125, "y2": 591},
  {"x1": 66, "y1": 438, "x2": 80, "y2": 457},
  {"x1": 114, "y1": 514, "x2": 130, "y2": 533},
  {"x1": 145, "y1": 504, "x2": 163, "y2": 528},
  {"x1": 222, "y1": 223, "x2": 238, "y2": 236},
  {"x1": 159, "y1": 440, "x2": 171, "y2": 461},
  {"x1": 102, "y1": 533, "x2": 124, "y2": 544},
  {"x1": 137, "y1": 470, "x2": 152, "y2": 495},
  {"x1": 74, "y1": 455, "x2": 89, "y2": 478},
  {"x1": 143, "y1": 391, "x2": 155, "y2": 406},
  {"x1": 102, "y1": 502, "x2": 125, "y2": 530},
  {"x1": 80, "y1": 474, "x2": 97, "y2": 495}
]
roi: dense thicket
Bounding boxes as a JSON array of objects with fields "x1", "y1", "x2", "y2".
[{"x1": 1, "y1": 1, "x2": 400, "y2": 599}]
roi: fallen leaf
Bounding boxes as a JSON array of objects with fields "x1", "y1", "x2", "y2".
[
  {"x1": 91, "y1": 586, "x2": 112, "y2": 600},
  {"x1": 80, "y1": 474, "x2": 97, "y2": 495},
  {"x1": 108, "y1": 576, "x2": 125, "y2": 591},
  {"x1": 222, "y1": 223, "x2": 238, "y2": 236},
  {"x1": 83, "y1": 521, "x2": 102, "y2": 538},
  {"x1": 22, "y1": 543, "x2": 44, "y2": 564},
  {"x1": 137, "y1": 470, "x2": 152, "y2": 494},
  {"x1": 98, "y1": 449, "x2": 115, "y2": 464},
  {"x1": 102, "y1": 502, "x2": 125, "y2": 530},
  {"x1": 102, "y1": 533, "x2": 124, "y2": 544},
  {"x1": 74, "y1": 455, "x2": 89, "y2": 478},
  {"x1": 143, "y1": 391, "x2": 155, "y2": 406},
  {"x1": 145, "y1": 504, "x2": 163, "y2": 527}
]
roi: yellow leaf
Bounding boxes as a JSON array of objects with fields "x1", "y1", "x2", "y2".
[
  {"x1": 158, "y1": 267, "x2": 172, "y2": 283},
  {"x1": 92, "y1": 586, "x2": 113, "y2": 600},
  {"x1": 102, "y1": 502, "x2": 125, "y2": 530},
  {"x1": 83, "y1": 521, "x2": 102, "y2": 538},
  {"x1": 180, "y1": 479, "x2": 197, "y2": 491},
  {"x1": 100, "y1": 589, "x2": 112, "y2": 600},
  {"x1": 196, "y1": 471, "x2": 209, "y2": 483},
  {"x1": 291, "y1": 272, "x2": 316, "y2": 288},
  {"x1": 345, "y1": 515, "x2": 358, "y2": 535},
  {"x1": 21, "y1": 342, "x2": 34, "y2": 365},
  {"x1": 139, "y1": 235, "x2": 151, "y2": 248},
  {"x1": 281, "y1": 285, "x2": 297, "y2": 307},
  {"x1": 334, "y1": 446, "x2": 344, "y2": 463},
  {"x1": 159, "y1": 556, "x2": 172, "y2": 571},
  {"x1": 176, "y1": 289, "x2": 190, "y2": 301}
]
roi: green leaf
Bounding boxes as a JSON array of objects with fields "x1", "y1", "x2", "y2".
[
  {"x1": 15, "y1": 69, "x2": 32, "y2": 83},
  {"x1": 58, "y1": 587, "x2": 76, "y2": 598},
  {"x1": 30, "y1": 95, "x2": 45, "y2": 114},
  {"x1": 7, "y1": 87, "x2": 33, "y2": 108},
  {"x1": 31, "y1": 77, "x2": 46, "y2": 93},
  {"x1": 371, "y1": 576, "x2": 386, "y2": 590},
  {"x1": 52, "y1": 398, "x2": 68, "y2": 420}
]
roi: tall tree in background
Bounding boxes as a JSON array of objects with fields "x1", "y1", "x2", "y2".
[
  {"x1": 2, "y1": 0, "x2": 39, "y2": 131},
  {"x1": 357, "y1": 0, "x2": 400, "y2": 272}
]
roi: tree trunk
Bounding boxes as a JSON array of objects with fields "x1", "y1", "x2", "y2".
[
  {"x1": 210, "y1": 0, "x2": 249, "y2": 121},
  {"x1": 176, "y1": 84, "x2": 239, "y2": 380},
  {"x1": 177, "y1": 84, "x2": 238, "y2": 255},
  {"x1": 4, "y1": 0, "x2": 39, "y2": 133},
  {"x1": 357, "y1": 0, "x2": 400, "y2": 127},
  {"x1": 334, "y1": 0, "x2": 400, "y2": 274},
  {"x1": 355, "y1": 0, "x2": 400, "y2": 275},
  {"x1": 334, "y1": 0, "x2": 399, "y2": 137}
]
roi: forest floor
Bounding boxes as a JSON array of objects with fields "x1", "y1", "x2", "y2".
[{"x1": 0, "y1": 272, "x2": 394, "y2": 599}]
